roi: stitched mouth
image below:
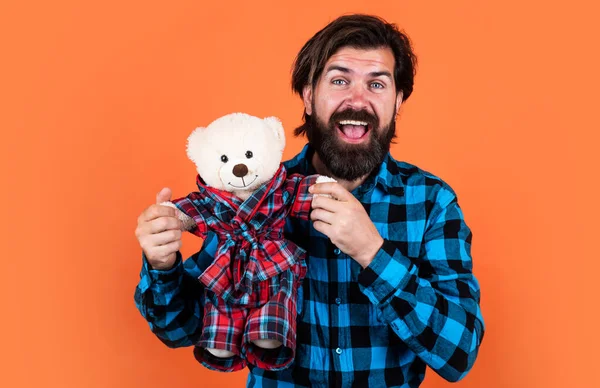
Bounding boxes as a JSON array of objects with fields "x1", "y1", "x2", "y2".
[{"x1": 228, "y1": 175, "x2": 259, "y2": 189}]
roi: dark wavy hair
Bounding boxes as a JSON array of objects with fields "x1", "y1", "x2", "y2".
[{"x1": 291, "y1": 14, "x2": 417, "y2": 136}]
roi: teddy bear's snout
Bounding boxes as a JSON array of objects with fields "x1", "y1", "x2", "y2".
[{"x1": 232, "y1": 164, "x2": 249, "y2": 178}]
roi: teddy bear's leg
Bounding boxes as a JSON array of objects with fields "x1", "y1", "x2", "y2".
[
  {"x1": 252, "y1": 339, "x2": 282, "y2": 349},
  {"x1": 193, "y1": 292, "x2": 247, "y2": 372},
  {"x1": 206, "y1": 348, "x2": 235, "y2": 358},
  {"x1": 242, "y1": 269, "x2": 301, "y2": 371},
  {"x1": 159, "y1": 201, "x2": 196, "y2": 231}
]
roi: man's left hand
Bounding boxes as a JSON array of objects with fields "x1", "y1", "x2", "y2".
[{"x1": 309, "y1": 182, "x2": 384, "y2": 268}]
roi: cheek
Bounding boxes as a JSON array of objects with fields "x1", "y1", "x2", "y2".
[
  {"x1": 253, "y1": 156, "x2": 278, "y2": 181},
  {"x1": 314, "y1": 90, "x2": 342, "y2": 116},
  {"x1": 214, "y1": 165, "x2": 233, "y2": 188},
  {"x1": 250, "y1": 157, "x2": 266, "y2": 174},
  {"x1": 375, "y1": 95, "x2": 397, "y2": 121}
]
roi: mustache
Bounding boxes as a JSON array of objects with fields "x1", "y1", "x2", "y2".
[{"x1": 329, "y1": 109, "x2": 379, "y2": 129}]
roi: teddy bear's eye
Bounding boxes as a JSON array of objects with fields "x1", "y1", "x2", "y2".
[
  {"x1": 221, "y1": 155, "x2": 228, "y2": 163},
  {"x1": 245, "y1": 151, "x2": 253, "y2": 159}
]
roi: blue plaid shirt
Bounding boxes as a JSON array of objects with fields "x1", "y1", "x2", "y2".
[{"x1": 134, "y1": 144, "x2": 485, "y2": 387}]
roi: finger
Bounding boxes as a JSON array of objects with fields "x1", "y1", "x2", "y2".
[
  {"x1": 310, "y1": 208, "x2": 336, "y2": 225},
  {"x1": 148, "y1": 229, "x2": 182, "y2": 246},
  {"x1": 309, "y1": 182, "x2": 353, "y2": 201},
  {"x1": 312, "y1": 220, "x2": 333, "y2": 238},
  {"x1": 154, "y1": 239, "x2": 182, "y2": 258},
  {"x1": 148, "y1": 216, "x2": 182, "y2": 234},
  {"x1": 311, "y1": 195, "x2": 346, "y2": 213},
  {"x1": 139, "y1": 204, "x2": 177, "y2": 223},
  {"x1": 156, "y1": 187, "x2": 172, "y2": 205}
]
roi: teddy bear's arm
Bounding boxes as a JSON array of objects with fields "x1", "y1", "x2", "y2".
[{"x1": 287, "y1": 175, "x2": 336, "y2": 221}]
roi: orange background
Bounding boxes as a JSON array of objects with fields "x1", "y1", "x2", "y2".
[{"x1": 1, "y1": 1, "x2": 598, "y2": 387}]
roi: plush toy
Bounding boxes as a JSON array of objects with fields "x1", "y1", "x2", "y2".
[{"x1": 161, "y1": 112, "x2": 334, "y2": 372}]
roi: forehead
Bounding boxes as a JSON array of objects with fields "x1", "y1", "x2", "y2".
[{"x1": 323, "y1": 46, "x2": 395, "y2": 73}]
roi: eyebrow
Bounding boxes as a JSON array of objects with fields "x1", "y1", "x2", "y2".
[{"x1": 325, "y1": 65, "x2": 393, "y2": 80}]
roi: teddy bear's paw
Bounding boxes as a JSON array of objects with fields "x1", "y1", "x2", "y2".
[
  {"x1": 180, "y1": 215, "x2": 196, "y2": 231},
  {"x1": 313, "y1": 175, "x2": 337, "y2": 199},
  {"x1": 159, "y1": 201, "x2": 195, "y2": 231},
  {"x1": 316, "y1": 175, "x2": 337, "y2": 184}
]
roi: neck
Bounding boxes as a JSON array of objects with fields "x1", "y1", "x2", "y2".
[
  {"x1": 311, "y1": 152, "x2": 369, "y2": 192},
  {"x1": 232, "y1": 189, "x2": 252, "y2": 201}
]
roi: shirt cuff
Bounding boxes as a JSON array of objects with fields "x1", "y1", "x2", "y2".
[
  {"x1": 138, "y1": 251, "x2": 184, "y2": 293},
  {"x1": 357, "y1": 239, "x2": 413, "y2": 305}
]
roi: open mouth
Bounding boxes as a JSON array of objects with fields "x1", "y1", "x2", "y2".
[
  {"x1": 336, "y1": 120, "x2": 370, "y2": 143},
  {"x1": 228, "y1": 175, "x2": 259, "y2": 189}
]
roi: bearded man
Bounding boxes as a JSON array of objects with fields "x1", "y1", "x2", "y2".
[{"x1": 134, "y1": 14, "x2": 485, "y2": 387}]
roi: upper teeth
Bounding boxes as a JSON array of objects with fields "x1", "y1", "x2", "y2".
[{"x1": 339, "y1": 120, "x2": 368, "y2": 126}]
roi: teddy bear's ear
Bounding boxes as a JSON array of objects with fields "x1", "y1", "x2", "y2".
[
  {"x1": 186, "y1": 126, "x2": 206, "y2": 164},
  {"x1": 263, "y1": 116, "x2": 286, "y2": 151}
]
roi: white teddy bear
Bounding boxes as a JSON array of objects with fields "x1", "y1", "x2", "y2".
[{"x1": 161, "y1": 112, "x2": 334, "y2": 372}]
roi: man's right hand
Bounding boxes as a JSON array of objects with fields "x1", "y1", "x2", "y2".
[{"x1": 135, "y1": 187, "x2": 184, "y2": 270}]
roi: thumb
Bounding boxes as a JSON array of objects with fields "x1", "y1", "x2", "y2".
[{"x1": 156, "y1": 187, "x2": 172, "y2": 204}]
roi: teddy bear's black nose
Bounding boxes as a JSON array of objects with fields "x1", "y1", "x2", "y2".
[{"x1": 232, "y1": 164, "x2": 249, "y2": 178}]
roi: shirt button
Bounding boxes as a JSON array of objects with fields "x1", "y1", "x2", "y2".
[
  {"x1": 333, "y1": 248, "x2": 341, "y2": 255},
  {"x1": 335, "y1": 297, "x2": 342, "y2": 305},
  {"x1": 335, "y1": 348, "x2": 342, "y2": 355}
]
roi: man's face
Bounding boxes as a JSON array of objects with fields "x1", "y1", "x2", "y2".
[{"x1": 302, "y1": 46, "x2": 403, "y2": 181}]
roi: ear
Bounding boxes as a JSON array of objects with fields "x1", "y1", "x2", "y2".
[
  {"x1": 395, "y1": 91, "x2": 404, "y2": 116},
  {"x1": 302, "y1": 85, "x2": 313, "y2": 115},
  {"x1": 263, "y1": 116, "x2": 286, "y2": 151},
  {"x1": 186, "y1": 126, "x2": 206, "y2": 164}
]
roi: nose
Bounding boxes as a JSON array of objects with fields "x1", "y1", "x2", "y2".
[
  {"x1": 345, "y1": 84, "x2": 368, "y2": 110},
  {"x1": 232, "y1": 164, "x2": 249, "y2": 177}
]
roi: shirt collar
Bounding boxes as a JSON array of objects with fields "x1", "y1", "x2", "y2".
[
  {"x1": 287, "y1": 143, "x2": 405, "y2": 196},
  {"x1": 194, "y1": 164, "x2": 288, "y2": 217}
]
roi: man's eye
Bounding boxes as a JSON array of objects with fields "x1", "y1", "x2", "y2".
[
  {"x1": 371, "y1": 82, "x2": 384, "y2": 89},
  {"x1": 332, "y1": 79, "x2": 346, "y2": 85}
]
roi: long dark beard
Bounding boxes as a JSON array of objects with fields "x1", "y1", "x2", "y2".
[{"x1": 306, "y1": 106, "x2": 396, "y2": 181}]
